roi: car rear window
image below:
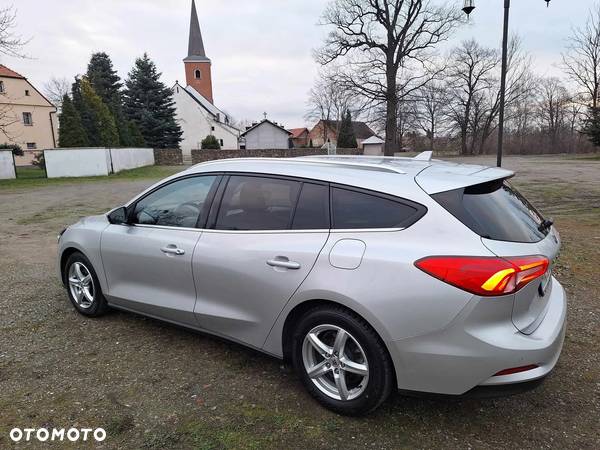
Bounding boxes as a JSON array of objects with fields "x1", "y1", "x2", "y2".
[
  {"x1": 331, "y1": 187, "x2": 425, "y2": 229},
  {"x1": 432, "y1": 179, "x2": 549, "y2": 243}
]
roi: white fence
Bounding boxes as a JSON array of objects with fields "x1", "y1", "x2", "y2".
[
  {"x1": 44, "y1": 147, "x2": 155, "y2": 178},
  {"x1": 109, "y1": 148, "x2": 154, "y2": 172},
  {"x1": 0, "y1": 150, "x2": 16, "y2": 179}
]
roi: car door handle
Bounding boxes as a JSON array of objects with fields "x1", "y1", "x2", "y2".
[
  {"x1": 267, "y1": 257, "x2": 301, "y2": 270},
  {"x1": 160, "y1": 246, "x2": 185, "y2": 256}
]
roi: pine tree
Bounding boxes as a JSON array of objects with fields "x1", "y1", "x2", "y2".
[
  {"x1": 583, "y1": 106, "x2": 600, "y2": 147},
  {"x1": 123, "y1": 53, "x2": 182, "y2": 148},
  {"x1": 58, "y1": 94, "x2": 89, "y2": 147},
  {"x1": 86, "y1": 52, "x2": 134, "y2": 146},
  {"x1": 337, "y1": 110, "x2": 358, "y2": 148},
  {"x1": 72, "y1": 77, "x2": 119, "y2": 147}
]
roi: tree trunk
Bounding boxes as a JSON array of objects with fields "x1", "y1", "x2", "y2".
[{"x1": 384, "y1": 68, "x2": 399, "y2": 156}]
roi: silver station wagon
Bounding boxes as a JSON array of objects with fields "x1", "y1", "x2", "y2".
[{"x1": 58, "y1": 155, "x2": 566, "y2": 415}]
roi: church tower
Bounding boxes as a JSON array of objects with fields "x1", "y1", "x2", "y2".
[{"x1": 184, "y1": 0, "x2": 213, "y2": 103}]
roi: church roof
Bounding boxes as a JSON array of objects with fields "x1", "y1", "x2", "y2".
[{"x1": 184, "y1": 0, "x2": 210, "y2": 62}]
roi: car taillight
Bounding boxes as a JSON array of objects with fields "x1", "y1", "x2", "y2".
[{"x1": 414, "y1": 255, "x2": 549, "y2": 296}]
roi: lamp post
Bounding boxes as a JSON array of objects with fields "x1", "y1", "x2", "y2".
[{"x1": 462, "y1": 0, "x2": 550, "y2": 167}]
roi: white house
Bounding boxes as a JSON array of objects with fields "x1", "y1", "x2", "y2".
[
  {"x1": 362, "y1": 135, "x2": 385, "y2": 155},
  {"x1": 172, "y1": 0, "x2": 239, "y2": 161},
  {"x1": 240, "y1": 119, "x2": 292, "y2": 150}
]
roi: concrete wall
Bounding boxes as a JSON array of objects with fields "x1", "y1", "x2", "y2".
[
  {"x1": 243, "y1": 122, "x2": 290, "y2": 150},
  {"x1": 0, "y1": 150, "x2": 16, "y2": 179},
  {"x1": 192, "y1": 148, "x2": 362, "y2": 164},
  {"x1": 45, "y1": 147, "x2": 155, "y2": 178},
  {"x1": 45, "y1": 148, "x2": 110, "y2": 178},
  {"x1": 109, "y1": 148, "x2": 154, "y2": 172}
]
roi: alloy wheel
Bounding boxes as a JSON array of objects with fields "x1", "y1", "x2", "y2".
[
  {"x1": 68, "y1": 262, "x2": 95, "y2": 309},
  {"x1": 302, "y1": 324, "x2": 369, "y2": 401}
]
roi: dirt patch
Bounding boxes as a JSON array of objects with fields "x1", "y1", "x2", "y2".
[{"x1": 1, "y1": 156, "x2": 599, "y2": 449}]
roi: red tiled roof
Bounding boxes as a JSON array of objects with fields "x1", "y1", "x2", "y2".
[
  {"x1": 288, "y1": 127, "x2": 308, "y2": 138},
  {"x1": 0, "y1": 64, "x2": 25, "y2": 79}
]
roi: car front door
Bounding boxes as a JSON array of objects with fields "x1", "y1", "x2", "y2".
[
  {"x1": 192, "y1": 174, "x2": 330, "y2": 348},
  {"x1": 101, "y1": 174, "x2": 220, "y2": 326}
]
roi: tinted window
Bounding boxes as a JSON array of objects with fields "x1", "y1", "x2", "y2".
[
  {"x1": 133, "y1": 176, "x2": 217, "y2": 228},
  {"x1": 292, "y1": 183, "x2": 329, "y2": 229},
  {"x1": 332, "y1": 187, "x2": 420, "y2": 229},
  {"x1": 432, "y1": 180, "x2": 548, "y2": 243},
  {"x1": 216, "y1": 176, "x2": 301, "y2": 230}
]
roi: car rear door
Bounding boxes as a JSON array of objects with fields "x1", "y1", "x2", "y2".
[
  {"x1": 101, "y1": 174, "x2": 220, "y2": 326},
  {"x1": 192, "y1": 174, "x2": 330, "y2": 348}
]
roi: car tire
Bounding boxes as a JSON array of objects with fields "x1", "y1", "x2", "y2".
[
  {"x1": 291, "y1": 305, "x2": 394, "y2": 415},
  {"x1": 64, "y1": 252, "x2": 109, "y2": 317}
]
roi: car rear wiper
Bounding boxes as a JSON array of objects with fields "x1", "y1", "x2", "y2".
[{"x1": 538, "y1": 218, "x2": 554, "y2": 232}]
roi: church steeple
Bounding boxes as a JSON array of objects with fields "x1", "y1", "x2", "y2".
[{"x1": 184, "y1": 0, "x2": 214, "y2": 103}]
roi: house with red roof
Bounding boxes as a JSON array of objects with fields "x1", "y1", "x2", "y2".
[
  {"x1": 0, "y1": 64, "x2": 58, "y2": 165},
  {"x1": 288, "y1": 127, "x2": 309, "y2": 147}
]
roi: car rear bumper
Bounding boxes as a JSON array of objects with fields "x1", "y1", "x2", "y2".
[{"x1": 390, "y1": 277, "x2": 567, "y2": 395}]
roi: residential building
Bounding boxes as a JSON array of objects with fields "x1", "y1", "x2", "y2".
[
  {"x1": 172, "y1": 0, "x2": 239, "y2": 162},
  {"x1": 288, "y1": 127, "x2": 310, "y2": 147},
  {"x1": 362, "y1": 135, "x2": 385, "y2": 155},
  {"x1": 0, "y1": 65, "x2": 57, "y2": 165},
  {"x1": 308, "y1": 119, "x2": 375, "y2": 149},
  {"x1": 240, "y1": 119, "x2": 291, "y2": 149}
]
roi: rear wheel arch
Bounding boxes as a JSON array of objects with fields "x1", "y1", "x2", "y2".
[{"x1": 281, "y1": 300, "x2": 395, "y2": 373}]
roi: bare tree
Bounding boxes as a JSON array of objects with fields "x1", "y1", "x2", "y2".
[
  {"x1": 537, "y1": 77, "x2": 571, "y2": 151},
  {"x1": 316, "y1": 0, "x2": 461, "y2": 155},
  {"x1": 445, "y1": 39, "x2": 499, "y2": 155},
  {"x1": 412, "y1": 79, "x2": 449, "y2": 150},
  {"x1": 306, "y1": 68, "x2": 364, "y2": 143},
  {"x1": 0, "y1": 5, "x2": 28, "y2": 139},
  {"x1": 562, "y1": 5, "x2": 600, "y2": 108},
  {"x1": 44, "y1": 77, "x2": 71, "y2": 112}
]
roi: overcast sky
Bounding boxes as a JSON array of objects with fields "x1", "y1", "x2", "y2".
[{"x1": 4, "y1": 0, "x2": 599, "y2": 128}]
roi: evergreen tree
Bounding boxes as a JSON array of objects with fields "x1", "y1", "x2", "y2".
[
  {"x1": 583, "y1": 106, "x2": 600, "y2": 147},
  {"x1": 337, "y1": 110, "x2": 358, "y2": 148},
  {"x1": 72, "y1": 77, "x2": 119, "y2": 147},
  {"x1": 86, "y1": 52, "x2": 134, "y2": 146},
  {"x1": 123, "y1": 53, "x2": 182, "y2": 148},
  {"x1": 201, "y1": 135, "x2": 220, "y2": 149},
  {"x1": 58, "y1": 94, "x2": 89, "y2": 147}
]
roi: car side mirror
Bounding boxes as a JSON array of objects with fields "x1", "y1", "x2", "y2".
[{"x1": 108, "y1": 206, "x2": 129, "y2": 225}]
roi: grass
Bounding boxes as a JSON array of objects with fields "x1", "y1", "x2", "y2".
[
  {"x1": 16, "y1": 166, "x2": 47, "y2": 179},
  {"x1": 0, "y1": 165, "x2": 183, "y2": 190}
]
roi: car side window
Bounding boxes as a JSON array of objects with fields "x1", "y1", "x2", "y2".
[
  {"x1": 292, "y1": 183, "x2": 330, "y2": 229},
  {"x1": 133, "y1": 176, "x2": 218, "y2": 228},
  {"x1": 215, "y1": 176, "x2": 301, "y2": 230},
  {"x1": 331, "y1": 187, "x2": 420, "y2": 229}
]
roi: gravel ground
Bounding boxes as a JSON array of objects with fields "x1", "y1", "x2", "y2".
[{"x1": 1, "y1": 155, "x2": 599, "y2": 449}]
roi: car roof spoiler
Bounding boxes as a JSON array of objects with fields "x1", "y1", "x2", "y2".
[{"x1": 413, "y1": 151, "x2": 433, "y2": 161}]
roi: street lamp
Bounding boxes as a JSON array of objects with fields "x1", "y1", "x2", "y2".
[{"x1": 463, "y1": 0, "x2": 551, "y2": 167}]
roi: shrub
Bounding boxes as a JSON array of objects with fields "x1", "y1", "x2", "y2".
[
  {"x1": 0, "y1": 143, "x2": 24, "y2": 156},
  {"x1": 32, "y1": 152, "x2": 45, "y2": 170},
  {"x1": 201, "y1": 135, "x2": 221, "y2": 150}
]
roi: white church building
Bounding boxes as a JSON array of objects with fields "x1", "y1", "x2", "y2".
[{"x1": 172, "y1": 0, "x2": 239, "y2": 161}]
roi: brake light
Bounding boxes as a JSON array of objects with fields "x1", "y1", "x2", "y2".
[{"x1": 415, "y1": 255, "x2": 549, "y2": 296}]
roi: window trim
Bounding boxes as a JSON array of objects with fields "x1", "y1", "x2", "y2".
[
  {"x1": 121, "y1": 173, "x2": 224, "y2": 230},
  {"x1": 23, "y1": 112, "x2": 33, "y2": 126}
]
